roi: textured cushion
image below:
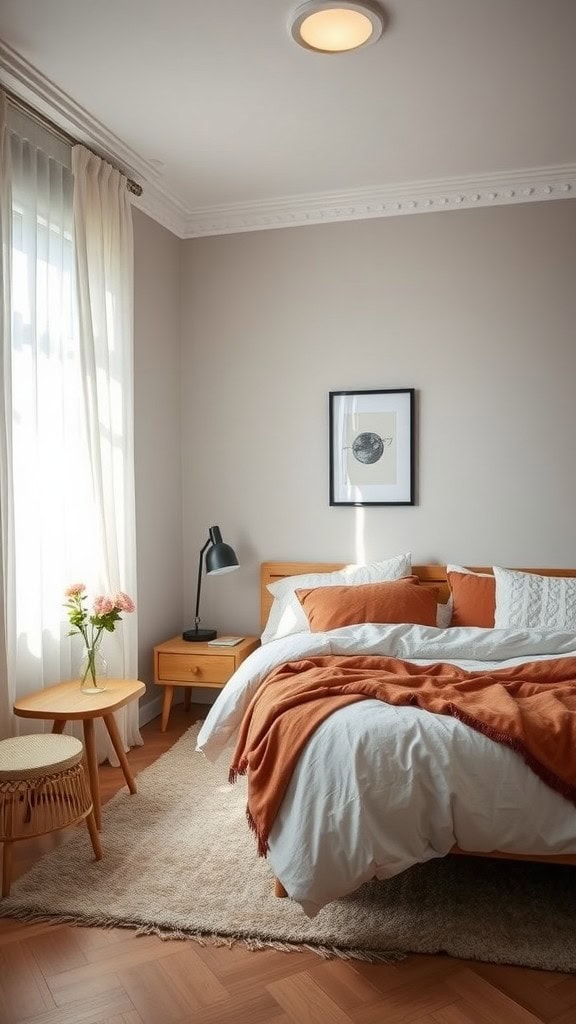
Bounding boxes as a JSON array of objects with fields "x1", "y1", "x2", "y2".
[
  {"x1": 0, "y1": 734, "x2": 84, "y2": 781},
  {"x1": 493, "y1": 566, "x2": 576, "y2": 629},
  {"x1": 296, "y1": 578, "x2": 439, "y2": 632},
  {"x1": 261, "y1": 553, "x2": 412, "y2": 643},
  {"x1": 446, "y1": 566, "x2": 496, "y2": 628}
]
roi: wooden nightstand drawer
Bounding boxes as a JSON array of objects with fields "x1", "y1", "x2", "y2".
[
  {"x1": 157, "y1": 652, "x2": 233, "y2": 684},
  {"x1": 153, "y1": 635, "x2": 260, "y2": 732}
]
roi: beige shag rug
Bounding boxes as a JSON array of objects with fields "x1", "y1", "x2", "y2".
[{"x1": 2, "y1": 723, "x2": 576, "y2": 971}]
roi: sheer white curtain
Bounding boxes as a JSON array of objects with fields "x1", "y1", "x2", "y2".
[
  {"x1": 0, "y1": 92, "x2": 12, "y2": 734},
  {"x1": 71, "y1": 144, "x2": 140, "y2": 756},
  {"x1": 0, "y1": 100, "x2": 141, "y2": 760},
  {"x1": 0, "y1": 107, "x2": 82, "y2": 729}
]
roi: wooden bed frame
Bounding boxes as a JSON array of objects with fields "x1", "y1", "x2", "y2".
[{"x1": 260, "y1": 561, "x2": 576, "y2": 895}]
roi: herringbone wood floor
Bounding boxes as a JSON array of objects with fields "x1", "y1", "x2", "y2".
[{"x1": 1, "y1": 705, "x2": 576, "y2": 1024}]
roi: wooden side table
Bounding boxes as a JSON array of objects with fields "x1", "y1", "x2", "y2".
[
  {"x1": 13, "y1": 678, "x2": 145, "y2": 831},
  {"x1": 153, "y1": 636, "x2": 259, "y2": 732}
]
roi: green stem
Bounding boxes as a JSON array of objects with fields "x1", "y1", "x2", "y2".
[
  {"x1": 80, "y1": 628, "x2": 104, "y2": 688},
  {"x1": 81, "y1": 650, "x2": 97, "y2": 687}
]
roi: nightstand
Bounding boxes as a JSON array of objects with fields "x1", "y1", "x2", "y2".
[{"x1": 153, "y1": 635, "x2": 260, "y2": 731}]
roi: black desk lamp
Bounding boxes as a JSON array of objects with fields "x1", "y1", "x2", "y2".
[{"x1": 182, "y1": 525, "x2": 239, "y2": 642}]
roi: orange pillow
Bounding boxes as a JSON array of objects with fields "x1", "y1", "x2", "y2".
[
  {"x1": 447, "y1": 571, "x2": 496, "y2": 627},
  {"x1": 296, "y1": 578, "x2": 439, "y2": 632}
]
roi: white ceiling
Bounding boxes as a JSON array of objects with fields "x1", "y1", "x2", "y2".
[{"x1": 1, "y1": 0, "x2": 575, "y2": 237}]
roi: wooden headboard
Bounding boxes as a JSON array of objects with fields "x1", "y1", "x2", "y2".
[{"x1": 260, "y1": 562, "x2": 576, "y2": 630}]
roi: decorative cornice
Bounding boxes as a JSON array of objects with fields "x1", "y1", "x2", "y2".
[
  {"x1": 129, "y1": 188, "x2": 188, "y2": 239},
  {"x1": 183, "y1": 167, "x2": 575, "y2": 237},
  {"x1": 1, "y1": 39, "x2": 574, "y2": 240}
]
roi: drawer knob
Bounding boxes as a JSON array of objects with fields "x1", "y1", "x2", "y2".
[{"x1": 188, "y1": 665, "x2": 199, "y2": 674}]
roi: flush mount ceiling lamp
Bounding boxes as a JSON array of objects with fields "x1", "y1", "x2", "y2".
[{"x1": 290, "y1": 1, "x2": 386, "y2": 53}]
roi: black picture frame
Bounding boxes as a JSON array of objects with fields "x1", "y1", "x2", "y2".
[{"x1": 329, "y1": 388, "x2": 415, "y2": 506}]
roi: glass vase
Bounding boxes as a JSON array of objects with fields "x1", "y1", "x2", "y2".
[{"x1": 79, "y1": 643, "x2": 108, "y2": 694}]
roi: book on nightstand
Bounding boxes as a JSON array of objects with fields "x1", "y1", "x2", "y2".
[{"x1": 207, "y1": 636, "x2": 244, "y2": 647}]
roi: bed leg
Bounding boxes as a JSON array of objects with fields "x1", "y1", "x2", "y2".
[{"x1": 274, "y1": 877, "x2": 288, "y2": 898}]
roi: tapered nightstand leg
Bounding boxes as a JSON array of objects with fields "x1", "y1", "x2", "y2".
[
  {"x1": 52, "y1": 719, "x2": 66, "y2": 734},
  {"x1": 161, "y1": 686, "x2": 174, "y2": 732}
]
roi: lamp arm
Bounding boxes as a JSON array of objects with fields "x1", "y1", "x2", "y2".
[{"x1": 194, "y1": 537, "x2": 212, "y2": 627}]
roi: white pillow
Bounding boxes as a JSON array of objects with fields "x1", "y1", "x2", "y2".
[
  {"x1": 261, "y1": 553, "x2": 412, "y2": 644},
  {"x1": 436, "y1": 599, "x2": 453, "y2": 628},
  {"x1": 493, "y1": 566, "x2": 576, "y2": 629},
  {"x1": 446, "y1": 564, "x2": 492, "y2": 577}
]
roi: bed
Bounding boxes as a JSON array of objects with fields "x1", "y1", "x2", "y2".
[{"x1": 196, "y1": 559, "x2": 576, "y2": 917}]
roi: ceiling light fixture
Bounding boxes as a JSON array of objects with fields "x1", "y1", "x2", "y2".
[{"x1": 290, "y1": 1, "x2": 386, "y2": 53}]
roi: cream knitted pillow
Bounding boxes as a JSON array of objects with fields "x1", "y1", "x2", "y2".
[{"x1": 493, "y1": 566, "x2": 576, "y2": 629}]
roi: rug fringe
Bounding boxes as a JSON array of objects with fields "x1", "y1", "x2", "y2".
[{"x1": 0, "y1": 904, "x2": 405, "y2": 963}]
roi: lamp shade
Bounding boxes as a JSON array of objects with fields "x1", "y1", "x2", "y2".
[{"x1": 205, "y1": 526, "x2": 239, "y2": 575}]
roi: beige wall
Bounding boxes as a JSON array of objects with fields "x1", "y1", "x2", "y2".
[
  {"x1": 179, "y1": 200, "x2": 576, "y2": 637},
  {"x1": 133, "y1": 208, "x2": 183, "y2": 708}
]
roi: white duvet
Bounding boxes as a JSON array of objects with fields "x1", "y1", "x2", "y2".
[{"x1": 196, "y1": 624, "x2": 576, "y2": 916}]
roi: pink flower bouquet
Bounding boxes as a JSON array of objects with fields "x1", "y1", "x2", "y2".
[{"x1": 65, "y1": 584, "x2": 135, "y2": 690}]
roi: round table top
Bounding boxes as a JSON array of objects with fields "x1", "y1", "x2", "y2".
[{"x1": 13, "y1": 678, "x2": 146, "y2": 720}]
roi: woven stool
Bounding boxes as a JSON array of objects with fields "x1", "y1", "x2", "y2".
[{"x1": 0, "y1": 733, "x2": 102, "y2": 897}]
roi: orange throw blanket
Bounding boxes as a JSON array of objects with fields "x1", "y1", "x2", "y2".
[{"x1": 229, "y1": 654, "x2": 576, "y2": 856}]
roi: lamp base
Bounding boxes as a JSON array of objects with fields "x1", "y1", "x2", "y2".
[{"x1": 182, "y1": 628, "x2": 217, "y2": 642}]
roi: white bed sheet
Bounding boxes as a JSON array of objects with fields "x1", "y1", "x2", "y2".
[{"x1": 196, "y1": 623, "x2": 576, "y2": 916}]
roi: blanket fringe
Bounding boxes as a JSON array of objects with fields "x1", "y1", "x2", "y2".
[
  {"x1": 0, "y1": 904, "x2": 405, "y2": 963},
  {"x1": 228, "y1": 758, "x2": 248, "y2": 785},
  {"x1": 229, "y1": 764, "x2": 269, "y2": 855},
  {"x1": 246, "y1": 806, "x2": 270, "y2": 857}
]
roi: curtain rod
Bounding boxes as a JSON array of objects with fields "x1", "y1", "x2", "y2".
[{"x1": 4, "y1": 88, "x2": 143, "y2": 197}]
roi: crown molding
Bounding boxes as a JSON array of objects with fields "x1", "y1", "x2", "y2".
[
  {"x1": 183, "y1": 166, "x2": 575, "y2": 237},
  {"x1": 129, "y1": 187, "x2": 188, "y2": 239},
  {"x1": 1, "y1": 40, "x2": 574, "y2": 240}
]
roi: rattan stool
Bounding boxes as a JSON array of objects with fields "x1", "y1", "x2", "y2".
[{"x1": 0, "y1": 733, "x2": 102, "y2": 897}]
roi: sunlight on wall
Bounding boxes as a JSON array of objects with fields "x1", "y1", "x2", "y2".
[{"x1": 354, "y1": 506, "x2": 366, "y2": 564}]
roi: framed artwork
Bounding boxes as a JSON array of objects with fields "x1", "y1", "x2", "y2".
[{"x1": 329, "y1": 388, "x2": 415, "y2": 506}]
